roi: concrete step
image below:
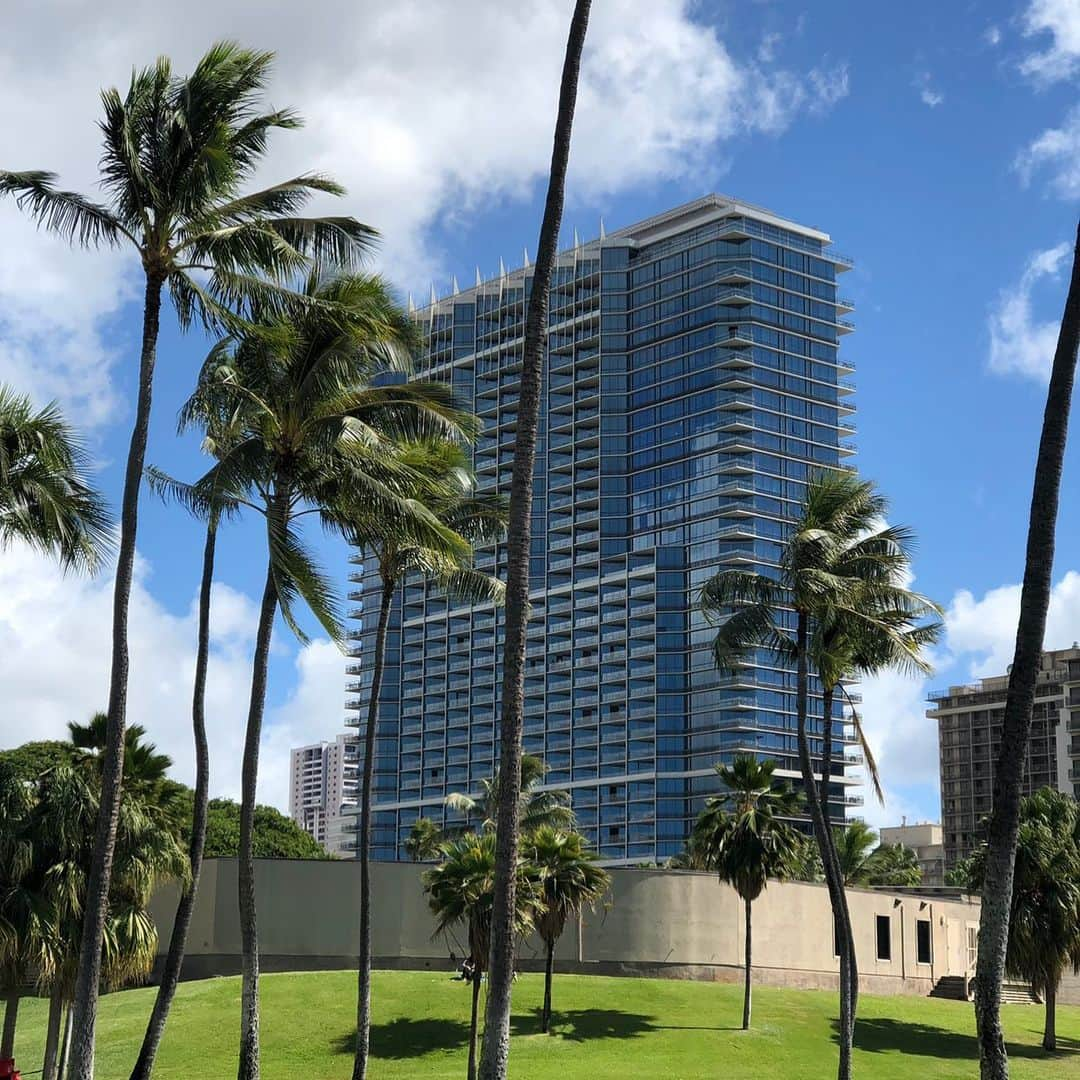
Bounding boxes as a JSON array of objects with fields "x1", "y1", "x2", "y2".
[{"x1": 929, "y1": 975, "x2": 970, "y2": 1001}]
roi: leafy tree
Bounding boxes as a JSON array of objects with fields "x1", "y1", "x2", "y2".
[
  {"x1": 0, "y1": 385, "x2": 111, "y2": 574},
  {"x1": 423, "y1": 833, "x2": 540, "y2": 1080},
  {"x1": 405, "y1": 819, "x2": 444, "y2": 862},
  {"x1": 446, "y1": 754, "x2": 573, "y2": 836},
  {"x1": 339, "y1": 438, "x2": 506, "y2": 1080},
  {"x1": 703, "y1": 470, "x2": 939, "y2": 1079},
  {"x1": 67, "y1": 713, "x2": 172, "y2": 787},
  {"x1": 179, "y1": 270, "x2": 470, "y2": 1078},
  {"x1": 201, "y1": 800, "x2": 329, "y2": 861},
  {"x1": 692, "y1": 757, "x2": 802, "y2": 1029},
  {"x1": 2, "y1": 45, "x2": 374, "y2": 1075},
  {"x1": 480, "y1": 5, "x2": 593, "y2": 1076},
  {"x1": 0, "y1": 742, "x2": 76, "y2": 780},
  {"x1": 946, "y1": 856, "x2": 978, "y2": 888},
  {"x1": 865, "y1": 843, "x2": 922, "y2": 888},
  {"x1": 969, "y1": 788, "x2": 1080, "y2": 1052},
  {"x1": 523, "y1": 827, "x2": 609, "y2": 1034},
  {"x1": 833, "y1": 821, "x2": 879, "y2": 886},
  {"x1": 975, "y1": 222, "x2": 1080, "y2": 1080},
  {"x1": 787, "y1": 833, "x2": 824, "y2": 883}
]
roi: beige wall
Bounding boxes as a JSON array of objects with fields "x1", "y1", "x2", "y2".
[{"x1": 151, "y1": 860, "x2": 988, "y2": 998}]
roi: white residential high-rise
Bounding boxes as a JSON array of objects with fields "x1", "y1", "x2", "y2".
[{"x1": 288, "y1": 733, "x2": 359, "y2": 856}]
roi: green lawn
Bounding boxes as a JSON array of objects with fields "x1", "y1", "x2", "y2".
[{"x1": 10, "y1": 970, "x2": 1080, "y2": 1079}]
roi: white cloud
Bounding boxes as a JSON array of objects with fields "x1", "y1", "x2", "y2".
[
  {"x1": 985, "y1": 25, "x2": 1003, "y2": 47},
  {"x1": 0, "y1": 1, "x2": 848, "y2": 423},
  {"x1": 914, "y1": 71, "x2": 945, "y2": 108},
  {"x1": 1016, "y1": 104, "x2": 1080, "y2": 198},
  {"x1": 1020, "y1": 0, "x2": 1080, "y2": 83},
  {"x1": 0, "y1": 542, "x2": 342, "y2": 811},
  {"x1": 988, "y1": 241, "x2": 1071, "y2": 381},
  {"x1": 946, "y1": 570, "x2": 1080, "y2": 677}
]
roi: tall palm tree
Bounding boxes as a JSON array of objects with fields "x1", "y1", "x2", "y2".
[
  {"x1": 340, "y1": 438, "x2": 507, "y2": 1080},
  {"x1": 692, "y1": 757, "x2": 802, "y2": 1029},
  {"x1": 131, "y1": 405, "x2": 241, "y2": 1080},
  {"x1": 0, "y1": 385, "x2": 111, "y2": 572},
  {"x1": 969, "y1": 788, "x2": 1080, "y2": 1053},
  {"x1": 1, "y1": 46, "x2": 374, "y2": 1075},
  {"x1": 523, "y1": 827, "x2": 609, "y2": 1034},
  {"x1": 182, "y1": 271, "x2": 473, "y2": 1080},
  {"x1": 976, "y1": 222, "x2": 1080, "y2": 1080},
  {"x1": 405, "y1": 818, "x2": 444, "y2": 862},
  {"x1": 67, "y1": 714, "x2": 173, "y2": 787},
  {"x1": 423, "y1": 833, "x2": 541, "y2": 1080},
  {"x1": 480, "y1": 5, "x2": 592, "y2": 1076},
  {"x1": 702, "y1": 469, "x2": 939, "y2": 1079},
  {"x1": 446, "y1": 754, "x2": 574, "y2": 836}
]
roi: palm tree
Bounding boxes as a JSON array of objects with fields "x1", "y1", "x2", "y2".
[
  {"x1": 834, "y1": 821, "x2": 879, "y2": 886},
  {"x1": 67, "y1": 714, "x2": 173, "y2": 787},
  {"x1": 866, "y1": 843, "x2": 922, "y2": 888},
  {"x1": 969, "y1": 788, "x2": 1080, "y2": 1053},
  {"x1": 692, "y1": 757, "x2": 802, "y2": 1029},
  {"x1": 340, "y1": 438, "x2": 507, "y2": 1080},
  {"x1": 423, "y1": 833, "x2": 540, "y2": 1080},
  {"x1": 446, "y1": 754, "x2": 574, "y2": 836},
  {"x1": 1, "y1": 46, "x2": 374, "y2": 1074},
  {"x1": 405, "y1": 819, "x2": 444, "y2": 862},
  {"x1": 0, "y1": 760, "x2": 36, "y2": 1071},
  {"x1": 480, "y1": 5, "x2": 592, "y2": 1076},
  {"x1": 0, "y1": 385, "x2": 111, "y2": 572},
  {"x1": 976, "y1": 221, "x2": 1080, "y2": 1080},
  {"x1": 523, "y1": 827, "x2": 609, "y2": 1034},
  {"x1": 702, "y1": 469, "x2": 940, "y2": 1079},
  {"x1": 181, "y1": 271, "x2": 473, "y2": 1080},
  {"x1": 131, "y1": 404, "x2": 241, "y2": 1080}
]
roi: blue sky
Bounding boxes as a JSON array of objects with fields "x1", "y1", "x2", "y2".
[{"x1": 1, "y1": 0, "x2": 1079, "y2": 825}]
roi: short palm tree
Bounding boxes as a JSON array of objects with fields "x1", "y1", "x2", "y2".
[
  {"x1": 523, "y1": 827, "x2": 609, "y2": 1034},
  {"x1": 339, "y1": 438, "x2": 507, "y2": 1080},
  {"x1": 423, "y1": 833, "x2": 541, "y2": 1080},
  {"x1": 702, "y1": 469, "x2": 940, "y2": 1078},
  {"x1": 833, "y1": 821, "x2": 879, "y2": 886},
  {"x1": 968, "y1": 788, "x2": 1080, "y2": 1052},
  {"x1": 180, "y1": 270, "x2": 474, "y2": 1080},
  {"x1": 67, "y1": 714, "x2": 172, "y2": 787},
  {"x1": 2, "y1": 46, "x2": 374, "y2": 1073},
  {"x1": 405, "y1": 819, "x2": 444, "y2": 862},
  {"x1": 0, "y1": 384, "x2": 111, "y2": 572},
  {"x1": 866, "y1": 843, "x2": 922, "y2": 888},
  {"x1": 692, "y1": 757, "x2": 802, "y2": 1029},
  {"x1": 446, "y1": 754, "x2": 574, "y2": 836},
  {"x1": 976, "y1": 221, "x2": 1080, "y2": 1079},
  {"x1": 481, "y1": 7, "x2": 593, "y2": 1076}
]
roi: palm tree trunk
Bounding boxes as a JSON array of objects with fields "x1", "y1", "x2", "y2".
[
  {"x1": 352, "y1": 574, "x2": 396, "y2": 1080},
  {"x1": 42, "y1": 986, "x2": 65, "y2": 1080},
  {"x1": 542, "y1": 939, "x2": 555, "y2": 1034},
  {"x1": 742, "y1": 896, "x2": 752, "y2": 1030},
  {"x1": 130, "y1": 520, "x2": 218, "y2": 1080},
  {"x1": 2, "y1": 990, "x2": 19, "y2": 1061},
  {"x1": 68, "y1": 270, "x2": 165, "y2": 1080},
  {"x1": 795, "y1": 613, "x2": 855, "y2": 1080},
  {"x1": 818, "y1": 685, "x2": 859, "y2": 1040},
  {"x1": 1043, "y1": 982, "x2": 1057, "y2": 1052},
  {"x1": 976, "y1": 221, "x2": 1080, "y2": 1080},
  {"x1": 468, "y1": 969, "x2": 482, "y2": 1080},
  {"x1": 478, "y1": 5, "x2": 591, "y2": 1078},
  {"x1": 58, "y1": 1003, "x2": 73, "y2": 1080},
  {"x1": 237, "y1": 556, "x2": 280, "y2": 1080}
]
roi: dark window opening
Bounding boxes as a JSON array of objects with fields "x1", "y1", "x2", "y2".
[
  {"x1": 875, "y1": 915, "x2": 891, "y2": 961},
  {"x1": 916, "y1": 919, "x2": 932, "y2": 965}
]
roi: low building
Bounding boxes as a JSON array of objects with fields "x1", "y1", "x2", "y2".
[
  {"x1": 879, "y1": 822, "x2": 945, "y2": 886},
  {"x1": 288, "y1": 734, "x2": 359, "y2": 856},
  {"x1": 930, "y1": 645, "x2": 1080, "y2": 870}
]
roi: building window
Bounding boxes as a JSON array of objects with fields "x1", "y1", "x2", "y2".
[
  {"x1": 916, "y1": 919, "x2": 932, "y2": 965},
  {"x1": 875, "y1": 915, "x2": 891, "y2": 961}
]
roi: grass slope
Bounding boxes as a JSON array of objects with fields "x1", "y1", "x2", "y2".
[{"x1": 8, "y1": 970, "x2": 1079, "y2": 1079}]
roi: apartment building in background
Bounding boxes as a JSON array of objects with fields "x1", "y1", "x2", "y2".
[
  {"x1": 931, "y1": 645, "x2": 1080, "y2": 870},
  {"x1": 288, "y1": 734, "x2": 359, "y2": 856},
  {"x1": 879, "y1": 821, "x2": 945, "y2": 886},
  {"x1": 345, "y1": 194, "x2": 861, "y2": 863}
]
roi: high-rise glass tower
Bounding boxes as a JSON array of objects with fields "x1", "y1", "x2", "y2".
[{"x1": 345, "y1": 195, "x2": 860, "y2": 863}]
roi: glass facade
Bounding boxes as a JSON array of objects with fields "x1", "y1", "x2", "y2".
[{"x1": 345, "y1": 195, "x2": 861, "y2": 863}]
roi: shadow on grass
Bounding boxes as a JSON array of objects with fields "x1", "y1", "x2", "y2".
[
  {"x1": 512, "y1": 1007, "x2": 658, "y2": 1042},
  {"x1": 833, "y1": 1018, "x2": 1080, "y2": 1061},
  {"x1": 333, "y1": 1017, "x2": 469, "y2": 1059}
]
